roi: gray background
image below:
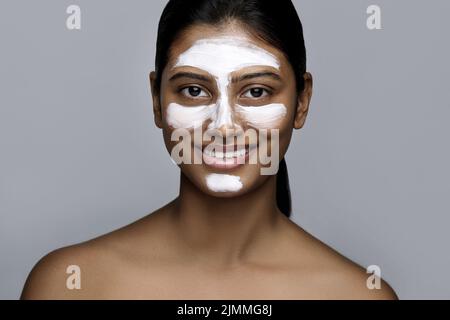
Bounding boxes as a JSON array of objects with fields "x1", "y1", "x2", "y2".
[{"x1": 1, "y1": 0, "x2": 449, "y2": 299}]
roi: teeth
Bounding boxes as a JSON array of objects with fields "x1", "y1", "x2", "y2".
[
  {"x1": 225, "y1": 152, "x2": 234, "y2": 159},
  {"x1": 204, "y1": 148, "x2": 247, "y2": 159}
]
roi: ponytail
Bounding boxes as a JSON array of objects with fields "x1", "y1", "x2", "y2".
[{"x1": 276, "y1": 158, "x2": 292, "y2": 218}]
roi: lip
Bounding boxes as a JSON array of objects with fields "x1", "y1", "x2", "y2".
[{"x1": 196, "y1": 144, "x2": 256, "y2": 170}]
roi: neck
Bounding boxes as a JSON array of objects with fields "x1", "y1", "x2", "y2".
[{"x1": 170, "y1": 173, "x2": 284, "y2": 268}]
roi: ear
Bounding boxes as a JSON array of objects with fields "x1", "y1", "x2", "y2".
[
  {"x1": 294, "y1": 72, "x2": 313, "y2": 130},
  {"x1": 149, "y1": 71, "x2": 163, "y2": 129}
]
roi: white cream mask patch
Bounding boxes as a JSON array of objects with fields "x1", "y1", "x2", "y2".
[
  {"x1": 206, "y1": 174, "x2": 243, "y2": 193},
  {"x1": 166, "y1": 36, "x2": 288, "y2": 130},
  {"x1": 166, "y1": 104, "x2": 216, "y2": 129},
  {"x1": 234, "y1": 104, "x2": 287, "y2": 129}
]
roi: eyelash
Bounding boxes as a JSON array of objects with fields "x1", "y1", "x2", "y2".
[
  {"x1": 241, "y1": 87, "x2": 272, "y2": 99},
  {"x1": 179, "y1": 85, "x2": 273, "y2": 100},
  {"x1": 179, "y1": 86, "x2": 210, "y2": 99}
]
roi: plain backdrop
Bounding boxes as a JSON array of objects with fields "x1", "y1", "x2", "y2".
[{"x1": 1, "y1": 0, "x2": 449, "y2": 299}]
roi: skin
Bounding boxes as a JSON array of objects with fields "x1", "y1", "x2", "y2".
[{"x1": 21, "y1": 21, "x2": 398, "y2": 300}]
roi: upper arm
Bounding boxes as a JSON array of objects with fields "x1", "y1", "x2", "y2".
[
  {"x1": 336, "y1": 267, "x2": 399, "y2": 300},
  {"x1": 313, "y1": 254, "x2": 399, "y2": 300},
  {"x1": 370, "y1": 278, "x2": 399, "y2": 300},
  {"x1": 21, "y1": 246, "x2": 91, "y2": 300}
]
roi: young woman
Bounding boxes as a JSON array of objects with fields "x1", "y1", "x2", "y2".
[{"x1": 21, "y1": 0, "x2": 398, "y2": 299}]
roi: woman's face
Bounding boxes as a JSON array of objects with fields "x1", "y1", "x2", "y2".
[{"x1": 151, "y1": 22, "x2": 311, "y2": 197}]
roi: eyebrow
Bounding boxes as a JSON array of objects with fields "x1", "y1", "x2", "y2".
[
  {"x1": 231, "y1": 72, "x2": 282, "y2": 83},
  {"x1": 169, "y1": 72, "x2": 212, "y2": 82},
  {"x1": 169, "y1": 71, "x2": 282, "y2": 84}
]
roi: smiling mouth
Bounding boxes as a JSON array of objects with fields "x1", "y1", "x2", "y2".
[{"x1": 197, "y1": 144, "x2": 257, "y2": 170}]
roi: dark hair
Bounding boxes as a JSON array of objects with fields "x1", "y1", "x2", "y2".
[{"x1": 154, "y1": 0, "x2": 307, "y2": 218}]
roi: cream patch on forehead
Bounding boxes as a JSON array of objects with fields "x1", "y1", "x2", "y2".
[{"x1": 173, "y1": 36, "x2": 280, "y2": 74}]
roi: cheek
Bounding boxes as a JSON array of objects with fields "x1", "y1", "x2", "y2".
[
  {"x1": 165, "y1": 103, "x2": 215, "y2": 129},
  {"x1": 235, "y1": 103, "x2": 288, "y2": 129}
]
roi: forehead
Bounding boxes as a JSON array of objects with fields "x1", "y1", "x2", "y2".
[
  {"x1": 166, "y1": 23, "x2": 288, "y2": 73},
  {"x1": 175, "y1": 37, "x2": 280, "y2": 73}
]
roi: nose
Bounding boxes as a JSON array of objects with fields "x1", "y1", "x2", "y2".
[
  {"x1": 210, "y1": 89, "x2": 238, "y2": 125},
  {"x1": 208, "y1": 92, "x2": 244, "y2": 143}
]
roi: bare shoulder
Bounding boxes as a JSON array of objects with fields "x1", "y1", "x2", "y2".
[
  {"x1": 21, "y1": 241, "x2": 102, "y2": 299},
  {"x1": 282, "y1": 218, "x2": 399, "y2": 300},
  {"x1": 310, "y1": 257, "x2": 399, "y2": 300},
  {"x1": 21, "y1": 204, "x2": 172, "y2": 300}
]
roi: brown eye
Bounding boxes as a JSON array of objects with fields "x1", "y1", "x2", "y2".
[
  {"x1": 242, "y1": 87, "x2": 269, "y2": 99},
  {"x1": 181, "y1": 86, "x2": 209, "y2": 98}
]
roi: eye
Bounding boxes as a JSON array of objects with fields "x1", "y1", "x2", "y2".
[
  {"x1": 180, "y1": 86, "x2": 209, "y2": 98},
  {"x1": 242, "y1": 87, "x2": 270, "y2": 99}
]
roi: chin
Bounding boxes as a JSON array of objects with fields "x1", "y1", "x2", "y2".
[{"x1": 192, "y1": 170, "x2": 270, "y2": 199}]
